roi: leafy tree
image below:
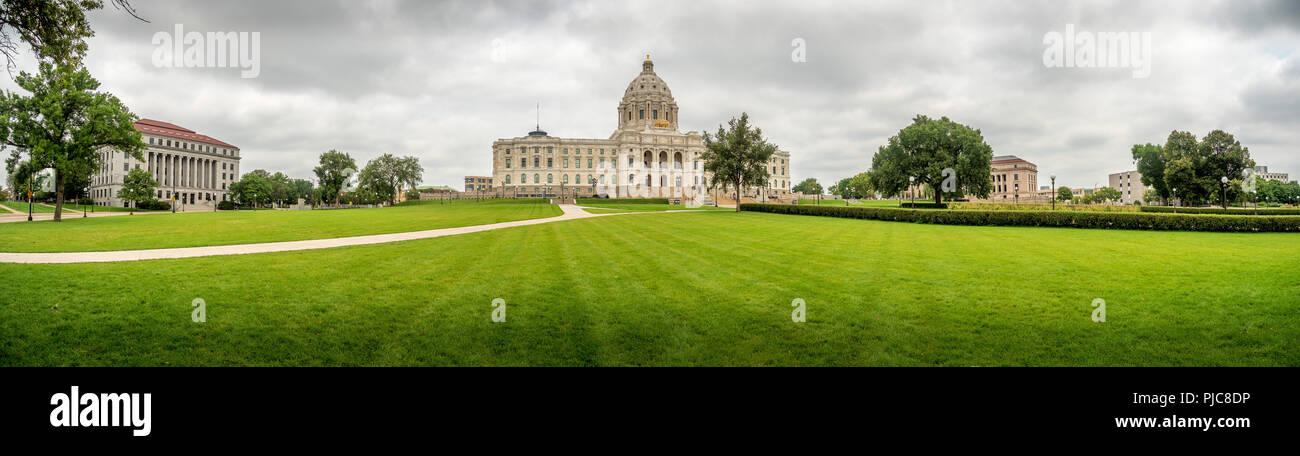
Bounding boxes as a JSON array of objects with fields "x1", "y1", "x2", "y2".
[
  {"x1": 1056, "y1": 186, "x2": 1073, "y2": 202},
  {"x1": 0, "y1": 61, "x2": 143, "y2": 221},
  {"x1": 115, "y1": 167, "x2": 154, "y2": 214},
  {"x1": 867, "y1": 115, "x2": 992, "y2": 204},
  {"x1": 0, "y1": 187, "x2": 8, "y2": 201},
  {"x1": 847, "y1": 172, "x2": 872, "y2": 199},
  {"x1": 1158, "y1": 129, "x2": 1254, "y2": 207},
  {"x1": 1200, "y1": 130, "x2": 1253, "y2": 209},
  {"x1": 313, "y1": 149, "x2": 357, "y2": 205},
  {"x1": 792, "y1": 177, "x2": 820, "y2": 195},
  {"x1": 0, "y1": 0, "x2": 142, "y2": 69},
  {"x1": 1092, "y1": 187, "x2": 1122, "y2": 204},
  {"x1": 291, "y1": 178, "x2": 314, "y2": 204},
  {"x1": 1142, "y1": 188, "x2": 1161, "y2": 205},
  {"x1": 358, "y1": 153, "x2": 423, "y2": 205},
  {"x1": 1131, "y1": 143, "x2": 1168, "y2": 204},
  {"x1": 229, "y1": 172, "x2": 271, "y2": 207},
  {"x1": 701, "y1": 112, "x2": 777, "y2": 212}
]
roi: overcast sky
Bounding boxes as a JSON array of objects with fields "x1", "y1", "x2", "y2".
[{"x1": 3, "y1": 0, "x2": 1297, "y2": 190}]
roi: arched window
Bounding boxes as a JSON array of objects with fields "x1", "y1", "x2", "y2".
[
  {"x1": 546, "y1": 173, "x2": 553, "y2": 183},
  {"x1": 563, "y1": 174, "x2": 569, "y2": 184},
  {"x1": 521, "y1": 174, "x2": 526, "y2": 184},
  {"x1": 629, "y1": 174, "x2": 635, "y2": 185},
  {"x1": 505, "y1": 175, "x2": 511, "y2": 184},
  {"x1": 600, "y1": 175, "x2": 606, "y2": 184},
  {"x1": 574, "y1": 174, "x2": 580, "y2": 183},
  {"x1": 660, "y1": 175, "x2": 666, "y2": 187},
  {"x1": 534, "y1": 173, "x2": 539, "y2": 183},
  {"x1": 675, "y1": 176, "x2": 681, "y2": 187}
]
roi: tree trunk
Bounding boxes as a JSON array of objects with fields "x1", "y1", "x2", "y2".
[
  {"x1": 934, "y1": 190, "x2": 943, "y2": 205},
  {"x1": 54, "y1": 171, "x2": 65, "y2": 222}
]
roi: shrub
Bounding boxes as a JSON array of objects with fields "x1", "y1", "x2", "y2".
[
  {"x1": 135, "y1": 199, "x2": 171, "y2": 211},
  {"x1": 577, "y1": 197, "x2": 668, "y2": 205},
  {"x1": 948, "y1": 202, "x2": 1138, "y2": 212},
  {"x1": 217, "y1": 200, "x2": 236, "y2": 210},
  {"x1": 740, "y1": 203, "x2": 1300, "y2": 232},
  {"x1": 1139, "y1": 206, "x2": 1300, "y2": 216},
  {"x1": 898, "y1": 202, "x2": 947, "y2": 209}
]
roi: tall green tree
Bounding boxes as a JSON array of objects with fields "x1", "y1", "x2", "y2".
[
  {"x1": 847, "y1": 172, "x2": 872, "y2": 200},
  {"x1": 0, "y1": 61, "x2": 143, "y2": 220},
  {"x1": 700, "y1": 112, "x2": 777, "y2": 212},
  {"x1": 867, "y1": 115, "x2": 993, "y2": 204},
  {"x1": 1159, "y1": 129, "x2": 1253, "y2": 207},
  {"x1": 358, "y1": 153, "x2": 423, "y2": 206},
  {"x1": 115, "y1": 167, "x2": 154, "y2": 214},
  {"x1": 1131, "y1": 143, "x2": 1168, "y2": 204},
  {"x1": 313, "y1": 149, "x2": 357, "y2": 205},
  {"x1": 229, "y1": 171, "x2": 271, "y2": 207},
  {"x1": 1056, "y1": 186, "x2": 1073, "y2": 203},
  {"x1": 791, "y1": 177, "x2": 820, "y2": 195},
  {"x1": 0, "y1": 0, "x2": 142, "y2": 69}
]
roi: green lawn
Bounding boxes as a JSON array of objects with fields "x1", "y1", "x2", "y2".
[
  {"x1": 1, "y1": 209, "x2": 1295, "y2": 366},
  {"x1": 579, "y1": 203, "x2": 731, "y2": 213},
  {"x1": 2, "y1": 201, "x2": 64, "y2": 214},
  {"x1": 0, "y1": 202, "x2": 561, "y2": 252}
]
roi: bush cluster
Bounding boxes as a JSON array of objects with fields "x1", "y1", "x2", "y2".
[
  {"x1": 134, "y1": 199, "x2": 171, "y2": 211},
  {"x1": 1139, "y1": 206, "x2": 1300, "y2": 216},
  {"x1": 898, "y1": 202, "x2": 948, "y2": 209},
  {"x1": 217, "y1": 200, "x2": 236, "y2": 210},
  {"x1": 740, "y1": 203, "x2": 1300, "y2": 232},
  {"x1": 948, "y1": 202, "x2": 1138, "y2": 212}
]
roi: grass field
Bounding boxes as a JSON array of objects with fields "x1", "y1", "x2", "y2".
[
  {"x1": 0, "y1": 202, "x2": 561, "y2": 252},
  {"x1": 1, "y1": 201, "x2": 66, "y2": 214},
  {"x1": 1, "y1": 208, "x2": 1295, "y2": 366},
  {"x1": 579, "y1": 203, "x2": 731, "y2": 213}
]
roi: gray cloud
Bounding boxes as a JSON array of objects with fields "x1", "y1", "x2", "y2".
[{"x1": 2, "y1": 0, "x2": 1297, "y2": 190}]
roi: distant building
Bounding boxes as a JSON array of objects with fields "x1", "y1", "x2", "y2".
[
  {"x1": 1108, "y1": 170, "x2": 1147, "y2": 204},
  {"x1": 92, "y1": 119, "x2": 241, "y2": 209},
  {"x1": 464, "y1": 176, "x2": 493, "y2": 192},
  {"x1": 1254, "y1": 166, "x2": 1289, "y2": 183},
  {"x1": 974, "y1": 155, "x2": 1040, "y2": 202},
  {"x1": 487, "y1": 56, "x2": 790, "y2": 201}
]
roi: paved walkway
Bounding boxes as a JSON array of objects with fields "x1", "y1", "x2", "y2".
[{"x1": 0, "y1": 204, "x2": 709, "y2": 264}]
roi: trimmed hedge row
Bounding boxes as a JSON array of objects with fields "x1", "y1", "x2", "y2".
[
  {"x1": 899, "y1": 202, "x2": 948, "y2": 209},
  {"x1": 740, "y1": 203, "x2": 1300, "y2": 232},
  {"x1": 577, "y1": 197, "x2": 669, "y2": 205},
  {"x1": 1139, "y1": 206, "x2": 1300, "y2": 216}
]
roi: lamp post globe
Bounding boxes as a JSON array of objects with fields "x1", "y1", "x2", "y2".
[{"x1": 1050, "y1": 174, "x2": 1056, "y2": 210}]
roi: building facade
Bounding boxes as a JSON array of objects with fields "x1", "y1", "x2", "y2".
[
  {"x1": 488, "y1": 56, "x2": 791, "y2": 202},
  {"x1": 91, "y1": 119, "x2": 241, "y2": 209},
  {"x1": 975, "y1": 155, "x2": 1040, "y2": 202},
  {"x1": 1254, "y1": 166, "x2": 1290, "y2": 183},
  {"x1": 1108, "y1": 170, "x2": 1147, "y2": 204},
  {"x1": 464, "y1": 176, "x2": 493, "y2": 192}
]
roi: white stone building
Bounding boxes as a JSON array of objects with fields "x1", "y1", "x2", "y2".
[
  {"x1": 91, "y1": 119, "x2": 241, "y2": 210},
  {"x1": 488, "y1": 56, "x2": 791, "y2": 202}
]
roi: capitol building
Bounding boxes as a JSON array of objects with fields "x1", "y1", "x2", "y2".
[{"x1": 487, "y1": 56, "x2": 791, "y2": 202}]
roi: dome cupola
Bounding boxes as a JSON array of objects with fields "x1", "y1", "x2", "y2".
[{"x1": 617, "y1": 54, "x2": 679, "y2": 131}]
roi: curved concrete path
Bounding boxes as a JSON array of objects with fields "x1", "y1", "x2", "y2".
[{"x1": 0, "y1": 204, "x2": 712, "y2": 264}]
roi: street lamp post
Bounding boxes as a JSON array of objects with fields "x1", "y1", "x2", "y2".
[
  {"x1": 1014, "y1": 183, "x2": 1020, "y2": 205},
  {"x1": 908, "y1": 175, "x2": 915, "y2": 208},
  {"x1": 1220, "y1": 176, "x2": 1229, "y2": 211},
  {"x1": 1050, "y1": 174, "x2": 1056, "y2": 211},
  {"x1": 26, "y1": 169, "x2": 33, "y2": 222}
]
